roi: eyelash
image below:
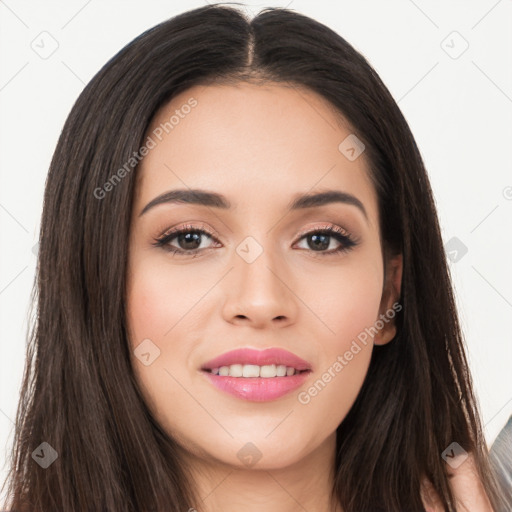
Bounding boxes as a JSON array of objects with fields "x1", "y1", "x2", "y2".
[{"x1": 151, "y1": 223, "x2": 358, "y2": 258}]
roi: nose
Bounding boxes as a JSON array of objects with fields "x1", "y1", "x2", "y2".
[{"x1": 221, "y1": 244, "x2": 299, "y2": 329}]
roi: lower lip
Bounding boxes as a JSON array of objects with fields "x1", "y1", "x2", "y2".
[{"x1": 202, "y1": 371, "x2": 311, "y2": 402}]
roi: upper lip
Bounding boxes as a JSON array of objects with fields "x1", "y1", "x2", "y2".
[{"x1": 201, "y1": 347, "x2": 312, "y2": 372}]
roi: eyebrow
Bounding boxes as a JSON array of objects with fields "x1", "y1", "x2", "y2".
[{"x1": 138, "y1": 188, "x2": 368, "y2": 220}]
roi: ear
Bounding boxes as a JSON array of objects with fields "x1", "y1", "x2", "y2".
[{"x1": 373, "y1": 252, "x2": 403, "y2": 346}]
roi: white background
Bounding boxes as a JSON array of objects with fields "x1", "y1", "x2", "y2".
[{"x1": 1, "y1": 0, "x2": 511, "y2": 498}]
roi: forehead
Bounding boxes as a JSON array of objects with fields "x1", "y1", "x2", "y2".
[{"x1": 134, "y1": 82, "x2": 378, "y2": 221}]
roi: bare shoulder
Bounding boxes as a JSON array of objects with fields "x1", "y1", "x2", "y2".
[{"x1": 421, "y1": 452, "x2": 494, "y2": 512}]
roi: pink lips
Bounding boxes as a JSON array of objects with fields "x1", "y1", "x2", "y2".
[
  {"x1": 202, "y1": 347, "x2": 312, "y2": 371},
  {"x1": 200, "y1": 347, "x2": 312, "y2": 402}
]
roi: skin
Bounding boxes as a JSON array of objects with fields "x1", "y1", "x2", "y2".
[{"x1": 125, "y1": 82, "x2": 490, "y2": 511}]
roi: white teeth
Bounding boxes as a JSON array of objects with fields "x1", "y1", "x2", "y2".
[
  {"x1": 242, "y1": 364, "x2": 260, "y2": 377},
  {"x1": 210, "y1": 364, "x2": 300, "y2": 377},
  {"x1": 228, "y1": 364, "x2": 243, "y2": 377},
  {"x1": 260, "y1": 364, "x2": 277, "y2": 378}
]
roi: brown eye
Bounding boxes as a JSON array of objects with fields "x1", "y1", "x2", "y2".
[
  {"x1": 152, "y1": 224, "x2": 220, "y2": 256},
  {"x1": 295, "y1": 226, "x2": 357, "y2": 255}
]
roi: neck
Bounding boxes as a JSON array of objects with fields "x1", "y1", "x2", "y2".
[{"x1": 183, "y1": 432, "x2": 342, "y2": 512}]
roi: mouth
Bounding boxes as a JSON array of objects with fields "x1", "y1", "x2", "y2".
[
  {"x1": 203, "y1": 364, "x2": 310, "y2": 378},
  {"x1": 200, "y1": 347, "x2": 312, "y2": 401}
]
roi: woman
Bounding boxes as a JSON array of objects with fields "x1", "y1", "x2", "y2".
[{"x1": 2, "y1": 4, "x2": 508, "y2": 511}]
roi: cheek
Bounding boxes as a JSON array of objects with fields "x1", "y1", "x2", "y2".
[
  {"x1": 125, "y1": 254, "x2": 214, "y2": 419},
  {"x1": 294, "y1": 259, "x2": 383, "y2": 425},
  {"x1": 126, "y1": 256, "x2": 207, "y2": 345},
  {"x1": 126, "y1": 259, "x2": 177, "y2": 389},
  {"x1": 125, "y1": 264, "x2": 200, "y2": 440},
  {"x1": 303, "y1": 255, "x2": 383, "y2": 350},
  {"x1": 127, "y1": 278, "x2": 169, "y2": 341}
]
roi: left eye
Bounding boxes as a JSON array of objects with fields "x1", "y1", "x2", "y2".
[
  {"x1": 296, "y1": 232, "x2": 342, "y2": 252},
  {"x1": 293, "y1": 226, "x2": 357, "y2": 255}
]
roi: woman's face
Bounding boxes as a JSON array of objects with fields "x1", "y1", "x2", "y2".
[{"x1": 126, "y1": 82, "x2": 402, "y2": 471}]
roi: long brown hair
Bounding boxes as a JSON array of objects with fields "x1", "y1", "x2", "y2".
[{"x1": 2, "y1": 3, "x2": 508, "y2": 510}]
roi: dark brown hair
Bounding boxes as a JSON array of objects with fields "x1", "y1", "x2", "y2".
[{"x1": 2, "y1": 3, "x2": 508, "y2": 511}]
